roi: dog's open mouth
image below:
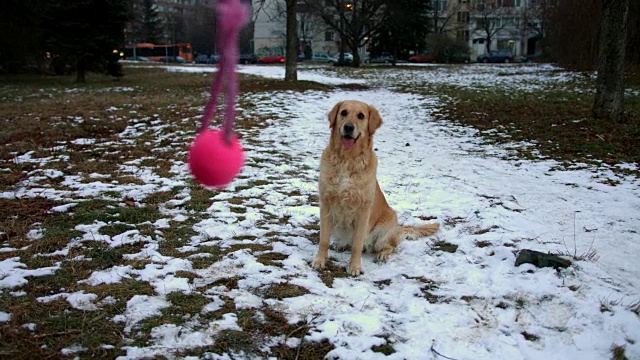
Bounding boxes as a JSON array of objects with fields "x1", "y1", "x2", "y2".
[{"x1": 341, "y1": 135, "x2": 357, "y2": 149}]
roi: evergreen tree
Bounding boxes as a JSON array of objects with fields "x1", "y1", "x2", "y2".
[
  {"x1": 0, "y1": 0, "x2": 47, "y2": 73},
  {"x1": 372, "y1": 0, "x2": 432, "y2": 63},
  {"x1": 43, "y1": 0, "x2": 129, "y2": 82},
  {"x1": 142, "y1": 0, "x2": 163, "y2": 43}
]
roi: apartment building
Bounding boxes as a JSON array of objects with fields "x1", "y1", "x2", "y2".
[
  {"x1": 252, "y1": 0, "x2": 544, "y2": 60},
  {"x1": 435, "y1": 0, "x2": 544, "y2": 59},
  {"x1": 252, "y1": 0, "x2": 340, "y2": 57}
]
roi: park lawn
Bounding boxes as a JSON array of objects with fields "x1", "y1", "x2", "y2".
[{"x1": 0, "y1": 64, "x2": 638, "y2": 359}]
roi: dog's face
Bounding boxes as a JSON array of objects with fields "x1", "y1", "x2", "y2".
[{"x1": 328, "y1": 100, "x2": 382, "y2": 150}]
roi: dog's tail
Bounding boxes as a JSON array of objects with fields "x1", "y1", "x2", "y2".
[{"x1": 398, "y1": 223, "x2": 440, "y2": 240}]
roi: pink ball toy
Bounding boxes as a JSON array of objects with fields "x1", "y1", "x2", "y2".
[{"x1": 188, "y1": 129, "x2": 244, "y2": 187}]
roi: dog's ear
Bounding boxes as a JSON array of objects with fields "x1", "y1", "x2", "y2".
[
  {"x1": 368, "y1": 105, "x2": 383, "y2": 135},
  {"x1": 328, "y1": 101, "x2": 343, "y2": 128}
]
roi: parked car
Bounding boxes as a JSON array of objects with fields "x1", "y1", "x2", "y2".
[
  {"x1": 408, "y1": 54, "x2": 437, "y2": 63},
  {"x1": 161, "y1": 56, "x2": 187, "y2": 64},
  {"x1": 257, "y1": 55, "x2": 285, "y2": 64},
  {"x1": 333, "y1": 52, "x2": 353, "y2": 66},
  {"x1": 311, "y1": 53, "x2": 338, "y2": 64},
  {"x1": 239, "y1": 53, "x2": 258, "y2": 64},
  {"x1": 341, "y1": 52, "x2": 354, "y2": 62},
  {"x1": 477, "y1": 50, "x2": 515, "y2": 63},
  {"x1": 128, "y1": 56, "x2": 152, "y2": 62},
  {"x1": 366, "y1": 54, "x2": 393, "y2": 64},
  {"x1": 195, "y1": 54, "x2": 219, "y2": 64}
]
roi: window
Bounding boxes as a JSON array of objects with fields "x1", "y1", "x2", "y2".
[
  {"x1": 458, "y1": 0, "x2": 467, "y2": 3},
  {"x1": 434, "y1": 0, "x2": 448, "y2": 12},
  {"x1": 515, "y1": 0, "x2": 522, "y2": 6},
  {"x1": 456, "y1": 30, "x2": 470, "y2": 42},
  {"x1": 324, "y1": 31, "x2": 334, "y2": 42},
  {"x1": 457, "y1": 11, "x2": 469, "y2": 23}
]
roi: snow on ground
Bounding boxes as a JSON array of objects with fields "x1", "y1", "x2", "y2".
[
  {"x1": 159, "y1": 64, "x2": 366, "y2": 85},
  {"x1": 2, "y1": 63, "x2": 639, "y2": 359},
  {"x1": 235, "y1": 88, "x2": 640, "y2": 359},
  {"x1": 307, "y1": 62, "x2": 588, "y2": 93}
]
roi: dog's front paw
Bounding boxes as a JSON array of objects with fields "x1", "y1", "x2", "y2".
[
  {"x1": 349, "y1": 262, "x2": 363, "y2": 276},
  {"x1": 376, "y1": 249, "x2": 392, "y2": 262},
  {"x1": 312, "y1": 257, "x2": 327, "y2": 270}
]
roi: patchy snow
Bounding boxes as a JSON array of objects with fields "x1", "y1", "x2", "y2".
[
  {"x1": 50, "y1": 203, "x2": 77, "y2": 213},
  {"x1": 65, "y1": 291, "x2": 99, "y2": 311},
  {"x1": 0, "y1": 311, "x2": 10, "y2": 322},
  {"x1": 60, "y1": 344, "x2": 87, "y2": 355},
  {"x1": 3, "y1": 63, "x2": 639, "y2": 359},
  {"x1": 159, "y1": 64, "x2": 367, "y2": 85},
  {"x1": 113, "y1": 295, "x2": 171, "y2": 333},
  {"x1": 27, "y1": 229, "x2": 43, "y2": 240},
  {"x1": 37, "y1": 291, "x2": 99, "y2": 311},
  {"x1": 0, "y1": 257, "x2": 60, "y2": 289},
  {"x1": 71, "y1": 138, "x2": 97, "y2": 145}
]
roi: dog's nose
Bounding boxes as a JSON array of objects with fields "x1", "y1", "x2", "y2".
[{"x1": 344, "y1": 123, "x2": 355, "y2": 134}]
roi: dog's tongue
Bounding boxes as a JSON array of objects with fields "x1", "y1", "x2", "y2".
[{"x1": 342, "y1": 137, "x2": 355, "y2": 149}]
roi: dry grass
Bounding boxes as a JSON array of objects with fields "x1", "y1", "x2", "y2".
[
  {"x1": 0, "y1": 66, "x2": 339, "y2": 358},
  {"x1": 263, "y1": 282, "x2": 310, "y2": 300},
  {"x1": 611, "y1": 344, "x2": 629, "y2": 360},
  {"x1": 5, "y1": 64, "x2": 633, "y2": 359},
  {"x1": 399, "y1": 72, "x2": 640, "y2": 171}
]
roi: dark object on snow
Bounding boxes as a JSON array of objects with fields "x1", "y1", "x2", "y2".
[{"x1": 515, "y1": 249, "x2": 571, "y2": 269}]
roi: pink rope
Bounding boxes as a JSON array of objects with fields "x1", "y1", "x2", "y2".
[{"x1": 199, "y1": 0, "x2": 249, "y2": 144}]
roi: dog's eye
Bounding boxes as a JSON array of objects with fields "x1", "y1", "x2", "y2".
[
  {"x1": 357, "y1": 113, "x2": 365, "y2": 120},
  {"x1": 340, "y1": 109, "x2": 348, "y2": 117}
]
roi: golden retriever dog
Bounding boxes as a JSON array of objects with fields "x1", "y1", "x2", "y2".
[{"x1": 312, "y1": 100, "x2": 440, "y2": 276}]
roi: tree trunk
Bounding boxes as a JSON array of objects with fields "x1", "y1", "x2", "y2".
[
  {"x1": 284, "y1": 0, "x2": 297, "y2": 82},
  {"x1": 352, "y1": 46, "x2": 360, "y2": 68},
  {"x1": 593, "y1": 0, "x2": 629, "y2": 121}
]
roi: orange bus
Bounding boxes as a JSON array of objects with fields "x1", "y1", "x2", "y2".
[{"x1": 124, "y1": 43, "x2": 193, "y2": 62}]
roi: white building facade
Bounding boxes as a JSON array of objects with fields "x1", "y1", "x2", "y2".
[
  {"x1": 435, "y1": 0, "x2": 544, "y2": 60},
  {"x1": 252, "y1": 0, "x2": 544, "y2": 60},
  {"x1": 252, "y1": 0, "x2": 343, "y2": 58}
]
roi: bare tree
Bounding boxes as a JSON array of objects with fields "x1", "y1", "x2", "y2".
[
  {"x1": 515, "y1": 0, "x2": 550, "y2": 56},
  {"x1": 433, "y1": 1, "x2": 468, "y2": 35},
  {"x1": 297, "y1": 3, "x2": 330, "y2": 57},
  {"x1": 252, "y1": 0, "x2": 298, "y2": 79},
  {"x1": 471, "y1": 0, "x2": 515, "y2": 52},
  {"x1": 306, "y1": 0, "x2": 387, "y2": 67},
  {"x1": 593, "y1": 0, "x2": 630, "y2": 121},
  {"x1": 518, "y1": 0, "x2": 540, "y2": 56},
  {"x1": 285, "y1": 0, "x2": 297, "y2": 81}
]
